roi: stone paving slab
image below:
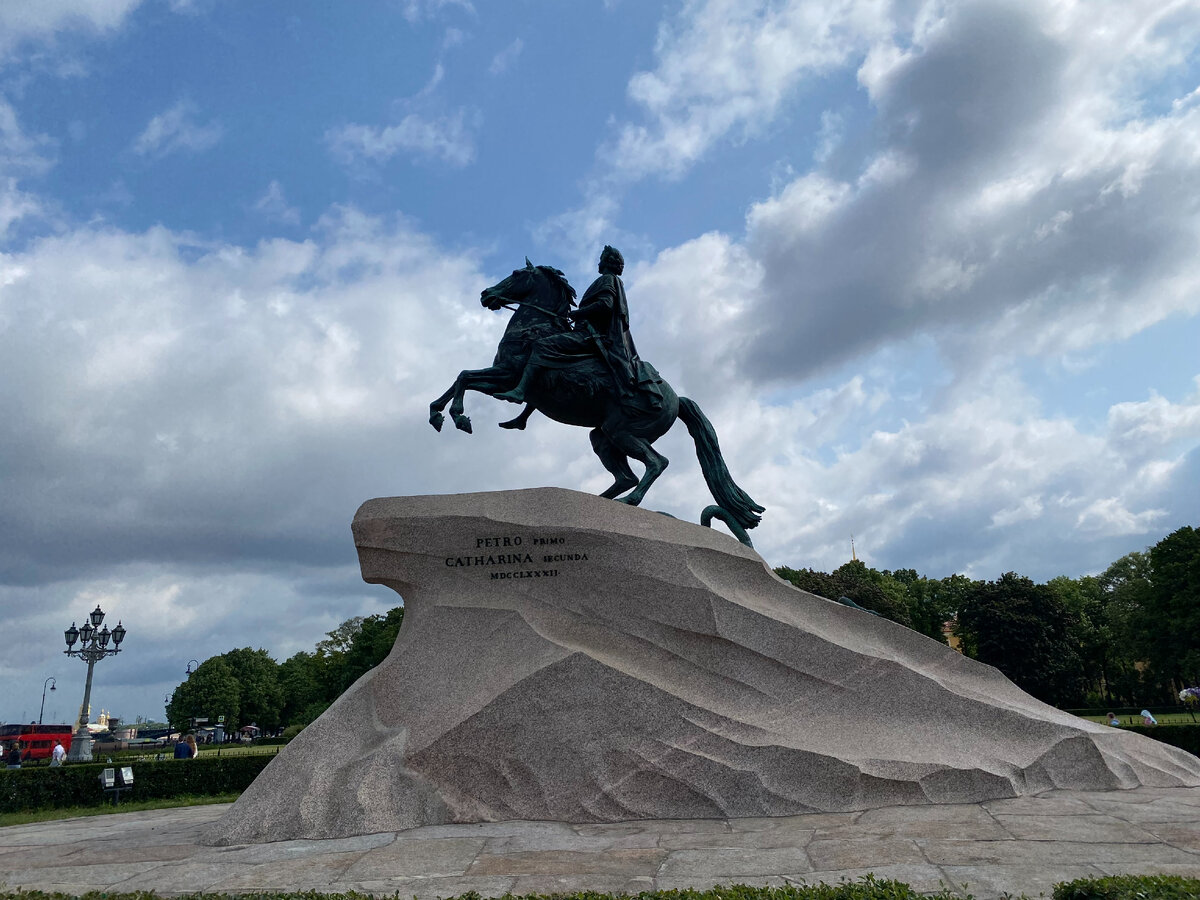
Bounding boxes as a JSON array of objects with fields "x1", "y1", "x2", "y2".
[{"x1": 1, "y1": 787, "x2": 1199, "y2": 899}]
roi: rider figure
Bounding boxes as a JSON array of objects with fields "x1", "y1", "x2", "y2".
[{"x1": 496, "y1": 245, "x2": 640, "y2": 407}]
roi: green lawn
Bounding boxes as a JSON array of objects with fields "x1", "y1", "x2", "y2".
[
  {"x1": 1079, "y1": 712, "x2": 1198, "y2": 726},
  {"x1": 0, "y1": 793, "x2": 240, "y2": 828},
  {"x1": 194, "y1": 743, "x2": 282, "y2": 757}
]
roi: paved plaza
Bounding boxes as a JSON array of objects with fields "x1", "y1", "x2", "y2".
[{"x1": 2, "y1": 787, "x2": 1200, "y2": 899}]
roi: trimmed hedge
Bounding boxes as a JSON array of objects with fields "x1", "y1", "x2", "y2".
[
  {"x1": 0, "y1": 753, "x2": 273, "y2": 812},
  {"x1": 1054, "y1": 873, "x2": 1200, "y2": 899},
  {"x1": 1122, "y1": 723, "x2": 1200, "y2": 757},
  {"x1": 1, "y1": 874, "x2": 1199, "y2": 900},
  {"x1": 0, "y1": 881, "x2": 959, "y2": 900}
]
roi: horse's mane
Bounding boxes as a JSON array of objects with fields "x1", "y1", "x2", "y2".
[{"x1": 535, "y1": 265, "x2": 578, "y2": 309}]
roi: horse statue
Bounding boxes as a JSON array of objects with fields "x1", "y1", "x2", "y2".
[{"x1": 428, "y1": 259, "x2": 764, "y2": 545}]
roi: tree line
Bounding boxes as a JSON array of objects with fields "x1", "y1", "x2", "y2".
[
  {"x1": 165, "y1": 607, "x2": 404, "y2": 734},
  {"x1": 167, "y1": 525, "x2": 1198, "y2": 731},
  {"x1": 776, "y1": 525, "x2": 1200, "y2": 709}
]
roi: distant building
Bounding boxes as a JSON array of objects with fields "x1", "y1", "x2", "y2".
[{"x1": 943, "y1": 619, "x2": 963, "y2": 653}]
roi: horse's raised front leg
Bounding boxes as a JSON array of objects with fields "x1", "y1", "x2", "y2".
[
  {"x1": 429, "y1": 380, "x2": 462, "y2": 432},
  {"x1": 431, "y1": 366, "x2": 516, "y2": 434}
]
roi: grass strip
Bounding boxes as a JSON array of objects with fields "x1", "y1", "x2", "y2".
[{"x1": 0, "y1": 793, "x2": 239, "y2": 827}]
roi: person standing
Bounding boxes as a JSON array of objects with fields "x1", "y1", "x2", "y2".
[
  {"x1": 5, "y1": 741, "x2": 21, "y2": 769},
  {"x1": 50, "y1": 740, "x2": 66, "y2": 766},
  {"x1": 173, "y1": 736, "x2": 191, "y2": 759},
  {"x1": 185, "y1": 734, "x2": 199, "y2": 758}
]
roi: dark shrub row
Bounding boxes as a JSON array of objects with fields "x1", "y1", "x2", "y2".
[
  {"x1": 0, "y1": 754, "x2": 273, "y2": 812},
  {"x1": 1, "y1": 873, "x2": 1199, "y2": 899},
  {"x1": 1054, "y1": 873, "x2": 1200, "y2": 899},
  {"x1": 1122, "y1": 723, "x2": 1200, "y2": 757}
]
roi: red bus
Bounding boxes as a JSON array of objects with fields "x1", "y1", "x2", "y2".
[{"x1": 0, "y1": 724, "x2": 74, "y2": 761}]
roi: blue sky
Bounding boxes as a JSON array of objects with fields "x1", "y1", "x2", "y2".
[{"x1": 1, "y1": 0, "x2": 1199, "y2": 726}]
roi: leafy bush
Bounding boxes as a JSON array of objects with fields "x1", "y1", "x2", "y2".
[
  {"x1": 1, "y1": 873, "x2": 1199, "y2": 900},
  {"x1": 0, "y1": 879, "x2": 963, "y2": 900},
  {"x1": 0, "y1": 754, "x2": 273, "y2": 812},
  {"x1": 1054, "y1": 873, "x2": 1200, "y2": 899},
  {"x1": 1122, "y1": 723, "x2": 1200, "y2": 757}
]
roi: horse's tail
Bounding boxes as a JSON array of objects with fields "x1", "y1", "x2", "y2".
[{"x1": 678, "y1": 396, "x2": 764, "y2": 532}]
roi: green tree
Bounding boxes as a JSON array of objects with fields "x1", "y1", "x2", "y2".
[
  {"x1": 275, "y1": 608, "x2": 407, "y2": 728},
  {"x1": 833, "y1": 560, "x2": 913, "y2": 627},
  {"x1": 278, "y1": 651, "x2": 330, "y2": 727},
  {"x1": 316, "y1": 616, "x2": 365, "y2": 656},
  {"x1": 1145, "y1": 526, "x2": 1200, "y2": 691},
  {"x1": 1046, "y1": 575, "x2": 1112, "y2": 704},
  {"x1": 166, "y1": 657, "x2": 240, "y2": 731},
  {"x1": 883, "y1": 568, "x2": 959, "y2": 644},
  {"x1": 339, "y1": 607, "x2": 405, "y2": 692},
  {"x1": 220, "y1": 648, "x2": 284, "y2": 730},
  {"x1": 1100, "y1": 549, "x2": 1167, "y2": 704},
  {"x1": 775, "y1": 564, "x2": 911, "y2": 626},
  {"x1": 955, "y1": 572, "x2": 1085, "y2": 706}
]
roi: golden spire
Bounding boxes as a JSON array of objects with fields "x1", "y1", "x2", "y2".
[{"x1": 851, "y1": 534, "x2": 857, "y2": 562}]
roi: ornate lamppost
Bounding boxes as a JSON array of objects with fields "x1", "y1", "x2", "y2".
[
  {"x1": 39, "y1": 676, "x2": 56, "y2": 725},
  {"x1": 63, "y1": 606, "x2": 127, "y2": 762}
]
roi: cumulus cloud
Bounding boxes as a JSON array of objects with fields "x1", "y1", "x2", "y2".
[
  {"x1": 0, "y1": 95, "x2": 53, "y2": 238},
  {"x1": 131, "y1": 99, "x2": 222, "y2": 158},
  {"x1": 593, "y1": 0, "x2": 1200, "y2": 393},
  {"x1": 489, "y1": 38, "x2": 523, "y2": 75},
  {"x1": 326, "y1": 109, "x2": 479, "y2": 167},
  {"x1": 252, "y1": 180, "x2": 301, "y2": 226},
  {"x1": 399, "y1": 0, "x2": 474, "y2": 23},
  {"x1": 607, "y1": 0, "x2": 891, "y2": 179},
  {"x1": 0, "y1": 0, "x2": 144, "y2": 59},
  {"x1": 0, "y1": 96, "x2": 56, "y2": 176},
  {"x1": 623, "y1": 355, "x2": 1197, "y2": 582},
  {"x1": 0, "y1": 207, "x2": 589, "y2": 717}
]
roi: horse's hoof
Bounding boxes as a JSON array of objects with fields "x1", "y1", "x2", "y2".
[
  {"x1": 454, "y1": 415, "x2": 473, "y2": 434},
  {"x1": 429, "y1": 412, "x2": 444, "y2": 432}
]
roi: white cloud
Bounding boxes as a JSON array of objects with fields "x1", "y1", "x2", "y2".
[
  {"x1": 326, "y1": 109, "x2": 479, "y2": 167},
  {"x1": 0, "y1": 0, "x2": 144, "y2": 59},
  {"x1": 131, "y1": 99, "x2": 222, "y2": 158},
  {"x1": 599, "y1": 0, "x2": 1200, "y2": 390},
  {"x1": 489, "y1": 38, "x2": 523, "y2": 75},
  {"x1": 1107, "y1": 379, "x2": 1200, "y2": 458},
  {"x1": 0, "y1": 95, "x2": 53, "y2": 238},
  {"x1": 400, "y1": 0, "x2": 474, "y2": 23},
  {"x1": 0, "y1": 96, "x2": 56, "y2": 176},
  {"x1": 252, "y1": 180, "x2": 301, "y2": 226},
  {"x1": 1075, "y1": 498, "x2": 1166, "y2": 537},
  {"x1": 606, "y1": 0, "x2": 893, "y2": 179}
]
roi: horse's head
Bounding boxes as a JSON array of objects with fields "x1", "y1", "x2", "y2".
[
  {"x1": 480, "y1": 257, "x2": 576, "y2": 315},
  {"x1": 480, "y1": 258, "x2": 537, "y2": 310}
]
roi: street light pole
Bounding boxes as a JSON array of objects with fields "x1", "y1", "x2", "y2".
[
  {"x1": 39, "y1": 676, "x2": 56, "y2": 725},
  {"x1": 63, "y1": 606, "x2": 127, "y2": 763}
]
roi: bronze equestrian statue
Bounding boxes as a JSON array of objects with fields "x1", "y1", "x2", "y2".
[{"x1": 429, "y1": 248, "x2": 764, "y2": 545}]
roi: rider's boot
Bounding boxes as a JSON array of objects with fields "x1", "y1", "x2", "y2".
[
  {"x1": 495, "y1": 368, "x2": 535, "y2": 404},
  {"x1": 499, "y1": 404, "x2": 535, "y2": 430}
]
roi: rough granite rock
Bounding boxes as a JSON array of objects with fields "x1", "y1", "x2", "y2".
[{"x1": 206, "y1": 488, "x2": 1200, "y2": 845}]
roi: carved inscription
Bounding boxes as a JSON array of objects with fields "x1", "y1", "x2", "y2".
[{"x1": 443, "y1": 534, "x2": 589, "y2": 581}]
